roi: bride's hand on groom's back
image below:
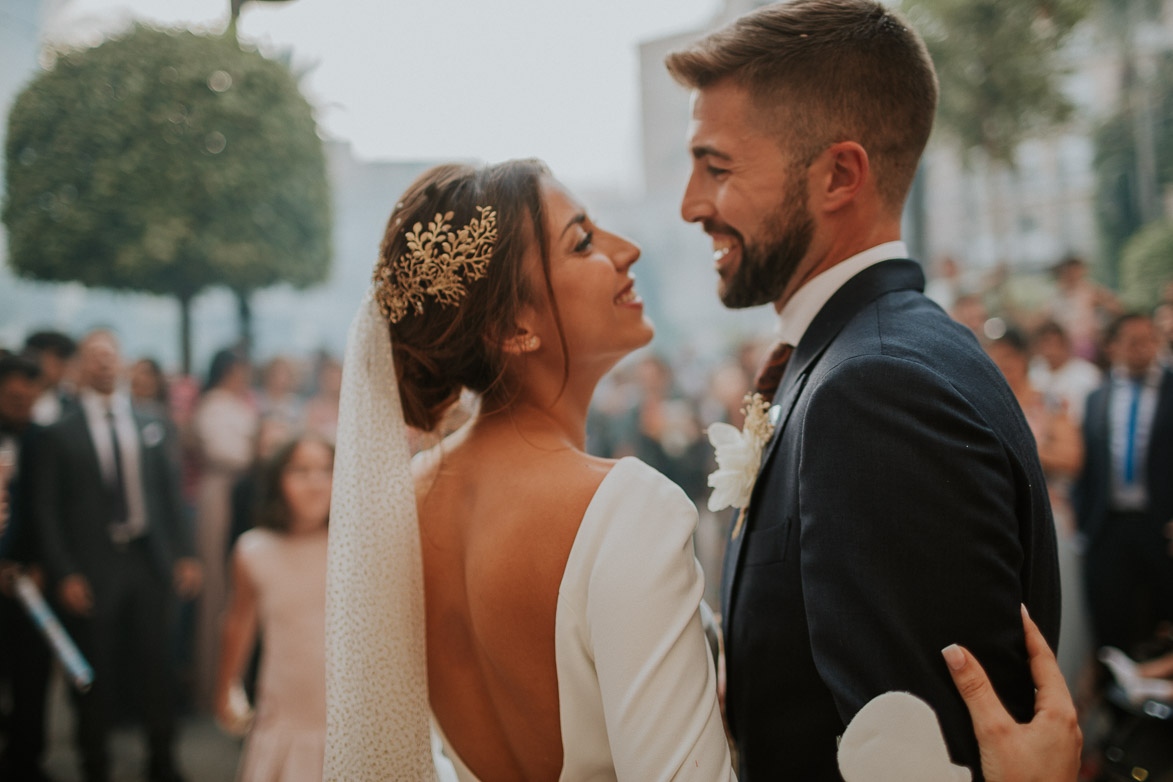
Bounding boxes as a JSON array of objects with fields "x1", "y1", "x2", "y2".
[{"x1": 943, "y1": 605, "x2": 1081, "y2": 782}]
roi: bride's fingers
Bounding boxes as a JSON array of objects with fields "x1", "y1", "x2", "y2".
[
  {"x1": 1019, "y1": 604, "x2": 1073, "y2": 717},
  {"x1": 1020, "y1": 604, "x2": 1084, "y2": 767},
  {"x1": 942, "y1": 643, "x2": 1014, "y2": 737}
]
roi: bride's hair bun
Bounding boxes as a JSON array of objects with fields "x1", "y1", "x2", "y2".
[{"x1": 378, "y1": 160, "x2": 553, "y2": 432}]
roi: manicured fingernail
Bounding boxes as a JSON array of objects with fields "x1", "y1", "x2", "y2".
[
  {"x1": 942, "y1": 644, "x2": 965, "y2": 671},
  {"x1": 1021, "y1": 603, "x2": 1031, "y2": 620}
]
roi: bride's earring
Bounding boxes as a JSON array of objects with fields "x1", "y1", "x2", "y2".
[{"x1": 517, "y1": 334, "x2": 541, "y2": 353}]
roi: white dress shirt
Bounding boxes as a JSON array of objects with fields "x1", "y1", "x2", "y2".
[
  {"x1": 1108, "y1": 364, "x2": 1162, "y2": 512},
  {"x1": 776, "y1": 241, "x2": 909, "y2": 347},
  {"x1": 80, "y1": 388, "x2": 148, "y2": 541}
]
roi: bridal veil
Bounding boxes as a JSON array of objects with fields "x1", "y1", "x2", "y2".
[{"x1": 325, "y1": 292, "x2": 439, "y2": 781}]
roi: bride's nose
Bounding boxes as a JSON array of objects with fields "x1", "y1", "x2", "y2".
[{"x1": 612, "y1": 235, "x2": 640, "y2": 273}]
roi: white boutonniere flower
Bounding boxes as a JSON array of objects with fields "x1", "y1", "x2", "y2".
[
  {"x1": 706, "y1": 393, "x2": 775, "y2": 513},
  {"x1": 141, "y1": 422, "x2": 166, "y2": 448}
]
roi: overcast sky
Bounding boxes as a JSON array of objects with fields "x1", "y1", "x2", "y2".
[{"x1": 44, "y1": 0, "x2": 722, "y2": 191}]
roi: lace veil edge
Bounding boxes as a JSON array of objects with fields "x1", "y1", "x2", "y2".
[{"x1": 325, "y1": 291, "x2": 439, "y2": 781}]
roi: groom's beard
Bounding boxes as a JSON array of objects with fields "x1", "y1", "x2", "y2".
[{"x1": 719, "y1": 194, "x2": 815, "y2": 310}]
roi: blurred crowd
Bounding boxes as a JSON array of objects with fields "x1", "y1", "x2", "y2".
[
  {"x1": 0, "y1": 333, "x2": 339, "y2": 782},
  {"x1": 0, "y1": 254, "x2": 1172, "y2": 781}
]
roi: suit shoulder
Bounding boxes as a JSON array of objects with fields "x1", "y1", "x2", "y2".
[
  {"x1": 39, "y1": 412, "x2": 82, "y2": 445},
  {"x1": 1086, "y1": 382, "x2": 1110, "y2": 402},
  {"x1": 1082, "y1": 382, "x2": 1111, "y2": 417},
  {"x1": 805, "y1": 350, "x2": 1026, "y2": 457},
  {"x1": 827, "y1": 289, "x2": 978, "y2": 365},
  {"x1": 812, "y1": 351, "x2": 963, "y2": 398}
]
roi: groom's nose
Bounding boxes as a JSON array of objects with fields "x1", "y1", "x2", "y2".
[{"x1": 680, "y1": 170, "x2": 713, "y2": 224}]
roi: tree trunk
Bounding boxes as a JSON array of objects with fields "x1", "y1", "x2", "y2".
[
  {"x1": 982, "y1": 158, "x2": 1012, "y2": 267},
  {"x1": 178, "y1": 293, "x2": 193, "y2": 376},
  {"x1": 236, "y1": 290, "x2": 253, "y2": 360},
  {"x1": 1127, "y1": 0, "x2": 1161, "y2": 226}
]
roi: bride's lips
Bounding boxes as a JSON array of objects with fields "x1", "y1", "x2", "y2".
[{"x1": 614, "y1": 278, "x2": 643, "y2": 308}]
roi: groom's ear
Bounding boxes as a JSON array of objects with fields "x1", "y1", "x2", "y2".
[{"x1": 814, "y1": 140, "x2": 869, "y2": 214}]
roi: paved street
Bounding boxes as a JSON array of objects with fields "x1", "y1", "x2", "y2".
[{"x1": 39, "y1": 673, "x2": 242, "y2": 782}]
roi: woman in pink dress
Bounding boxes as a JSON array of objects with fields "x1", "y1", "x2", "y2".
[{"x1": 192, "y1": 349, "x2": 259, "y2": 710}]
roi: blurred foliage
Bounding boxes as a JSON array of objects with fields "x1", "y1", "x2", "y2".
[
  {"x1": 1119, "y1": 219, "x2": 1173, "y2": 309},
  {"x1": 2, "y1": 24, "x2": 331, "y2": 343},
  {"x1": 901, "y1": 0, "x2": 1090, "y2": 163},
  {"x1": 1092, "y1": 58, "x2": 1173, "y2": 270},
  {"x1": 1091, "y1": 21, "x2": 1173, "y2": 276}
]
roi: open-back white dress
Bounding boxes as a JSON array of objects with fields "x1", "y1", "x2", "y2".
[{"x1": 432, "y1": 456, "x2": 733, "y2": 781}]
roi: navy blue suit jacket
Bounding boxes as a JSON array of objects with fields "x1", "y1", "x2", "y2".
[{"x1": 721, "y1": 260, "x2": 1061, "y2": 780}]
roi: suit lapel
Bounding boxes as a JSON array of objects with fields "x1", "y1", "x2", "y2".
[
  {"x1": 723, "y1": 260, "x2": 926, "y2": 623},
  {"x1": 1092, "y1": 382, "x2": 1111, "y2": 472},
  {"x1": 66, "y1": 409, "x2": 105, "y2": 486},
  {"x1": 720, "y1": 371, "x2": 807, "y2": 622},
  {"x1": 1153, "y1": 369, "x2": 1173, "y2": 433}
]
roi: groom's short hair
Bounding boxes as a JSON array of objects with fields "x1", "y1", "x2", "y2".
[{"x1": 665, "y1": 0, "x2": 938, "y2": 212}]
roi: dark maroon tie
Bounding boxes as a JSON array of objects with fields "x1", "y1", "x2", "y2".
[{"x1": 753, "y1": 342, "x2": 794, "y2": 401}]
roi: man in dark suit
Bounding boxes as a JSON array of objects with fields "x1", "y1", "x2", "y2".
[
  {"x1": 23, "y1": 330, "x2": 79, "y2": 426},
  {"x1": 666, "y1": 1, "x2": 1061, "y2": 778},
  {"x1": 34, "y1": 330, "x2": 202, "y2": 782},
  {"x1": 1076, "y1": 312, "x2": 1173, "y2": 654},
  {"x1": 0, "y1": 353, "x2": 56, "y2": 781}
]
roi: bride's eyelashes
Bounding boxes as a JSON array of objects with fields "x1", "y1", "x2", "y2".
[{"x1": 574, "y1": 230, "x2": 594, "y2": 254}]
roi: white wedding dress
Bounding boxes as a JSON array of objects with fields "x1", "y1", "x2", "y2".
[{"x1": 432, "y1": 456, "x2": 733, "y2": 782}]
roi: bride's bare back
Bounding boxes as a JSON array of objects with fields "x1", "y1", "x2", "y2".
[{"x1": 415, "y1": 423, "x2": 614, "y2": 782}]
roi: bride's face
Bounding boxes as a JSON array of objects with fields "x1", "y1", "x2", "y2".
[{"x1": 528, "y1": 179, "x2": 655, "y2": 369}]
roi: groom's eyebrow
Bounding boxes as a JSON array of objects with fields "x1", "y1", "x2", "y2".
[
  {"x1": 560, "y1": 213, "x2": 587, "y2": 238},
  {"x1": 692, "y1": 145, "x2": 732, "y2": 161}
]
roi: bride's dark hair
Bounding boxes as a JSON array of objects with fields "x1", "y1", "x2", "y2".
[{"x1": 380, "y1": 159, "x2": 563, "y2": 431}]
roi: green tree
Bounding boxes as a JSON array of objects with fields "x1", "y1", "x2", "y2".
[
  {"x1": 3, "y1": 24, "x2": 331, "y2": 371},
  {"x1": 900, "y1": 0, "x2": 1089, "y2": 264},
  {"x1": 1091, "y1": 0, "x2": 1173, "y2": 280},
  {"x1": 902, "y1": 0, "x2": 1089, "y2": 163},
  {"x1": 1119, "y1": 219, "x2": 1173, "y2": 309},
  {"x1": 1092, "y1": 65, "x2": 1173, "y2": 275}
]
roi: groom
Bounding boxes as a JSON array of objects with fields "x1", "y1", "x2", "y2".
[{"x1": 666, "y1": 1, "x2": 1060, "y2": 778}]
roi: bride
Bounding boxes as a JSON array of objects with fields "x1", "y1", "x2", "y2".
[{"x1": 324, "y1": 159, "x2": 1080, "y2": 781}]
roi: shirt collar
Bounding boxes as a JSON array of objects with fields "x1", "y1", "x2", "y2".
[
  {"x1": 80, "y1": 387, "x2": 132, "y2": 417},
  {"x1": 776, "y1": 241, "x2": 908, "y2": 346},
  {"x1": 1111, "y1": 363, "x2": 1163, "y2": 388}
]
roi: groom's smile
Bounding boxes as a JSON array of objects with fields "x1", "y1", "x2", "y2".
[{"x1": 709, "y1": 229, "x2": 741, "y2": 276}]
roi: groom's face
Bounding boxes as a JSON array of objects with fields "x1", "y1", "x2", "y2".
[{"x1": 681, "y1": 80, "x2": 815, "y2": 310}]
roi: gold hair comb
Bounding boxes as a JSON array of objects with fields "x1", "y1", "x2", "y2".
[{"x1": 374, "y1": 205, "x2": 499, "y2": 324}]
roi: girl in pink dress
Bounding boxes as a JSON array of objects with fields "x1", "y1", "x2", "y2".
[{"x1": 215, "y1": 434, "x2": 333, "y2": 782}]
